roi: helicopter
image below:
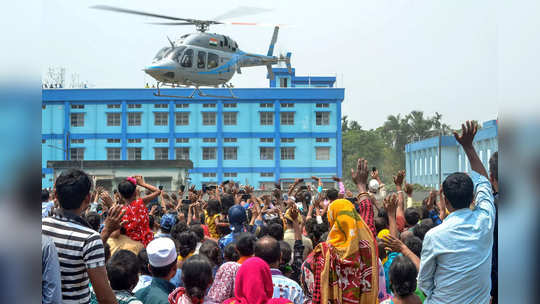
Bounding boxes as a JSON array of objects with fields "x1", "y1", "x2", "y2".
[{"x1": 91, "y1": 5, "x2": 292, "y2": 98}]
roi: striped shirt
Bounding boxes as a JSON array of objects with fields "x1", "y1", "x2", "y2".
[{"x1": 42, "y1": 209, "x2": 106, "y2": 304}]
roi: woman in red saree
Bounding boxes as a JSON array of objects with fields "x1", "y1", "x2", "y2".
[
  {"x1": 300, "y1": 198, "x2": 378, "y2": 304},
  {"x1": 222, "y1": 257, "x2": 292, "y2": 304},
  {"x1": 117, "y1": 175, "x2": 161, "y2": 246}
]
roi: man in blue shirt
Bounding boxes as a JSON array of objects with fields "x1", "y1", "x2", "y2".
[{"x1": 418, "y1": 121, "x2": 495, "y2": 304}]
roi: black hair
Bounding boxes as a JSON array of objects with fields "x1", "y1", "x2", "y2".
[
  {"x1": 267, "y1": 222, "x2": 284, "y2": 241},
  {"x1": 220, "y1": 194, "x2": 235, "y2": 215},
  {"x1": 326, "y1": 188, "x2": 339, "y2": 201},
  {"x1": 41, "y1": 189, "x2": 50, "y2": 202},
  {"x1": 404, "y1": 236, "x2": 423, "y2": 257},
  {"x1": 106, "y1": 250, "x2": 140, "y2": 291},
  {"x1": 55, "y1": 169, "x2": 92, "y2": 210},
  {"x1": 207, "y1": 199, "x2": 221, "y2": 217},
  {"x1": 103, "y1": 242, "x2": 111, "y2": 263},
  {"x1": 404, "y1": 208, "x2": 420, "y2": 227},
  {"x1": 223, "y1": 243, "x2": 240, "y2": 262},
  {"x1": 182, "y1": 255, "x2": 213, "y2": 300},
  {"x1": 137, "y1": 248, "x2": 151, "y2": 275},
  {"x1": 413, "y1": 222, "x2": 431, "y2": 241},
  {"x1": 278, "y1": 240, "x2": 292, "y2": 265},
  {"x1": 374, "y1": 216, "x2": 388, "y2": 233},
  {"x1": 171, "y1": 221, "x2": 189, "y2": 241},
  {"x1": 404, "y1": 184, "x2": 414, "y2": 195},
  {"x1": 149, "y1": 260, "x2": 177, "y2": 278},
  {"x1": 420, "y1": 205, "x2": 430, "y2": 219},
  {"x1": 199, "y1": 239, "x2": 222, "y2": 267},
  {"x1": 189, "y1": 224, "x2": 205, "y2": 242},
  {"x1": 254, "y1": 236, "x2": 281, "y2": 265},
  {"x1": 389, "y1": 255, "x2": 418, "y2": 297},
  {"x1": 377, "y1": 240, "x2": 387, "y2": 261},
  {"x1": 117, "y1": 180, "x2": 137, "y2": 199},
  {"x1": 85, "y1": 211, "x2": 101, "y2": 232},
  {"x1": 236, "y1": 232, "x2": 256, "y2": 257},
  {"x1": 177, "y1": 231, "x2": 198, "y2": 258},
  {"x1": 489, "y1": 151, "x2": 498, "y2": 182},
  {"x1": 442, "y1": 173, "x2": 474, "y2": 210},
  {"x1": 148, "y1": 215, "x2": 155, "y2": 230}
]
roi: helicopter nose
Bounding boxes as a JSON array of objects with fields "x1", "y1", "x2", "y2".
[{"x1": 144, "y1": 63, "x2": 176, "y2": 80}]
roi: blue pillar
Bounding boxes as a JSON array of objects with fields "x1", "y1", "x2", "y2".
[
  {"x1": 336, "y1": 99, "x2": 342, "y2": 178},
  {"x1": 274, "y1": 100, "x2": 281, "y2": 182},
  {"x1": 168, "y1": 100, "x2": 175, "y2": 159},
  {"x1": 63, "y1": 101, "x2": 70, "y2": 160},
  {"x1": 121, "y1": 101, "x2": 127, "y2": 160},
  {"x1": 217, "y1": 101, "x2": 223, "y2": 184}
]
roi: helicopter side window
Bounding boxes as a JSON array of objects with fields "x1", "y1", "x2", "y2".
[
  {"x1": 197, "y1": 51, "x2": 206, "y2": 69},
  {"x1": 181, "y1": 49, "x2": 193, "y2": 68},
  {"x1": 208, "y1": 53, "x2": 219, "y2": 69}
]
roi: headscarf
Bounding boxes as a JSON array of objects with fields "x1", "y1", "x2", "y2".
[
  {"x1": 205, "y1": 262, "x2": 241, "y2": 304},
  {"x1": 222, "y1": 257, "x2": 292, "y2": 304},
  {"x1": 301, "y1": 199, "x2": 378, "y2": 304}
]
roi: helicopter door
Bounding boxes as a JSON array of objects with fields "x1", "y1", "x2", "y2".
[
  {"x1": 180, "y1": 49, "x2": 194, "y2": 68},
  {"x1": 197, "y1": 51, "x2": 206, "y2": 69}
]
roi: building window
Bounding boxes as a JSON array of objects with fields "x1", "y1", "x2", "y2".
[
  {"x1": 414, "y1": 159, "x2": 418, "y2": 176},
  {"x1": 260, "y1": 172, "x2": 274, "y2": 177},
  {"x1": 70, "y1": 139, "x2": 84, "y2": 144},
  {"x1": 203, "y1": 138, "x2": 216, "y2": 143},
  {"x1": 128, "y1": 112, "x2": 141, "y2": 126},
  {"x1": 70, "y1": 113, "x2": 84, "y2": 127},
  {"x1": 107, "y1": 148, "x2": 121, "y2": 160},
  {"x1": 260, "y1": 112, "x2": 274, "y2": 125},
  {"x1": 281, "y1": 147, "x2": 295, "y2": 160},
  {"x1": 316, "y1": 103, "x2": 329, "y2": 108},
  {"x1": 176, "y1": 103, "x2": 189, "y2": 108},
  {"x1": 154, "y1": 103, "x2": 168, "y2": 108},
  {"x1": 223, "y1": 147, "x2": 237, "y2": 160},
  {"x1": 128, "y1": 104, "x2": 141, "y2": 108},
  {"x1": 175, "y1": 112, "x2": 189, "y2": 125},
  {"x1": 71, "y1": 104, "x2": 84, "y2": 109},
  {"x1": 316, "y1": 147, "x2": 330, "y2": 160},
  {"x1": 224, "y1": 138, "x2": 237, "y2": 143},
  {"x1": 279, "y1": 78, "x2": 288, "y2": 88},
  {"x1": 176, "y1": 138, "x2": 189, "y2": 143},
  {"x1": 155, "y1": 138, "x2": 168, "y2": 143},
  {"x1": 280, "y1": 112, "x2": 295, "y2": 125},
  {"x1": 202, "y1": 147, "x2": 216, "y2": 160},
  {"x1": 224, "y1": 172, "x2": 237, "y2": 177},
  {"x1": 107, "y1": 138, "x2": 120, "y2": 143},
  {"x1": 281, "y1": 138, "x2": 294, "y2": 143},
  {"x1": 202, "y1": 103, "x2": 216, "y2": 108},
  {"x1": 154, "y1": 112, "x2": 168, "y2": 126},
  {"x1": 316, "y1": 112, "x2": 330, "y2": 125},
  {"x1": 280, "y1": 103, "x2": 294, "y2": 108},
  {"x1": 424, "y1": 158, "x2": 427, "y2": 175},
  {"x1": 260, "y1": 182, "x2": 275, "y2": 190},
  {"x1": 202, "y1": 112, "x2": 216, "y2": 125},
  {"x1": 128, "y1": 148, "x2": 142, "y2": 160},
  {"x1": 223, "y1": 103, "x2": 237, "y2": 108},
  {"x1": 203, "y1": 172, "x2": 217, "y2": 177},
  {"x1": 70, "y1": 148, "x2": 84, "y2": 160},
  {"x1": 260, "y1": 103, "x2": 273, "y2": 108},
  {"x1": 260, "y1": 138, "x2": 274, "y2": 143},
  {"x1": 430, "y1": 156, "x2": 433, "y2": 175},
  {"x1": 435, "y1": 155, "x2": 438, "y2": 174},
  {"x1": 154, "y1": 148, "x2": 169, "y2": 160},
  {"x1": 223, "y1": 112, "x2": 237, "y2": 125},
  {"x1": 316, "y1": 138, "x2": 329, "y2": 142},
  {"x1": 260, "y1": 147, "x2": 274, "y2": 160},
  {"x1": 107, "y1": 113, "x2": 121, "y2": 126},
  {"x1": 175, "y1": 147, "x2": 190, "y2": 160},
  {"x1": 128, "y1": 138, "x2": 141, "y2": 143},
  {"x1": 107, "y1": 104, "x2": 120, "y2": 109}
]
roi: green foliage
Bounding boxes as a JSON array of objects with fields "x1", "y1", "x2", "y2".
[{"x1": 341, "y1": 110, "x2": 451, "y2": 187}]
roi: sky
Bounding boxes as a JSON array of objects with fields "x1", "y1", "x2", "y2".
[{"x1": 43, "y1": 0, "x2": 506, "y2": 129}]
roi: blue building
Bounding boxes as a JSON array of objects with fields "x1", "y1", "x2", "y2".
[
  {"x1": 42, "y1": 67, "x2": 344, "y2": 190},
  {"x1": 404, "y1": 120, "x2": 498, "y2": 189}
]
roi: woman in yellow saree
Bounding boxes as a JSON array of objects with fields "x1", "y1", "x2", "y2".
[{"x1": 300, "y1": 198, "x2": 378, "y2": 304}]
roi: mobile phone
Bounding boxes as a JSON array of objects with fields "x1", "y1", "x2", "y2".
[
  {"x1": 182, "y1": 199, "x2": 191, "y2": 205},
  {"x1": 372, "y1": 167, "x2": 377, "y2": 172},
  {"x1": 209, "y1": 185, "x2": 217, "y2": 190},
  {"x1": 238, "y1": 189, "x2": 246, "y2": 195},
  {"x1": 223, "y1": 180, "x2": 230, "y2": 185},
  {"x1": 159, "y1": 185, "x2": 163, "y2": 190},
  {"x1": 242, "y1": 194, "x2": 251, "y2": 201},
  {"x1": 298, "y1": 178, "x2": 304, "y2": 183},
  {"x1": 180, "y1": 185, "x2": 185, "y2": 192}
]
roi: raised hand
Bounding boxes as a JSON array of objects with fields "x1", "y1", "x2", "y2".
[
  {"x1": 385, "y1": 193, "x2": 398, "y2": 214},
  {"x1": 103, "y1": 204, "x2": 127, "y2": 233},
  {"x1": 371, "y1": 169, "x2": 380, "y2": 180},
  {"x1": 453, "y1": 120, "x2": 478, "y2": 148},
  {"x1": 381, "y1": 234, "x2": 406, "y2": 253},
  {"x1": 393, "y1": 170, "x2": 405, "y2": 187},
  {"x1": 351, "y1": 158, "x2": 369, "y2": 192},
  {"x1": 100, "y1": 191, "x2": 114, "y2": 208},
  {"x1": 134, "y1": 175, "x2": 144, "y2": 185}
]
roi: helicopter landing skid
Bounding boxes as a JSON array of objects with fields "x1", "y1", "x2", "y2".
[{"x1": 153, "y1": 82, "x2": 237, "y2": 99}]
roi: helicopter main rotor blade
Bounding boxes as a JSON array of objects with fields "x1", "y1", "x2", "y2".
[
  {"x1": 213, "y1": 6, "x2": 273, "y2": 21},
  {"x1": 146, "y1": 22, "x2": 196, "y2": 26},
  {"x1": 91, "y1": 5, "x2": 210, "y2": 24}
]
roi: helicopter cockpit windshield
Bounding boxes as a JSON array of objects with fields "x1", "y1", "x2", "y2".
[
  {"x1": 167, "y1": 46, "x2": 187, "y2": 63},
  {"x1": 153, "y1": 47, "x2": 174, "y2": 62}
]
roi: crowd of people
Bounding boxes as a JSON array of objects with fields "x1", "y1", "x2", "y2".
[{"x1": 41, "y1": 120, "x2": 498, "y2": 304}]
